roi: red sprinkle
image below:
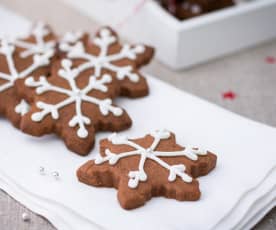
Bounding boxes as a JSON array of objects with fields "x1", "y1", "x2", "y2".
[
  {"x1": 265, "y1": 56, "x2": 276, "y2": 64},
  {"x1": 222, "y1": 91, "x2": 236, "y2": 100}
]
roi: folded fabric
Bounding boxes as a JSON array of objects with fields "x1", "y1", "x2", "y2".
[
  {"x1": 0, "y1": 163, "x2": 275, "y2": 230},
  {"x1": 213, "y1": 167, "x2": 276, "y2": 229},
  {"x1": 239, "y1": 197, "x2": 276, "y2": 230}
]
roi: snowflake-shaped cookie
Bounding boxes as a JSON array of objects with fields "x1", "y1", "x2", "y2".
[
  {"x1": 0, "y1": 22, "x2": 56, "y2": 127},
  {"x1": 77, "y1": 130, "x2": 217, "y2": 209},
  {"x1": 21, "y1": 58, "x2": 132, "y2": 155},
  {"x1": 59, "y1": 27, "x2": 154, "y2": 98}
]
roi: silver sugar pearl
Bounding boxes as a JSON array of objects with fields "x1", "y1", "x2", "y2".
[
  {"x1": 52, "y1": 171, "x2": 60, "y2": 180},
  {"x1": 39, "y1": 166, "x2": 45, "y2": 175},
  {"x1": 22, "y1": 212, "x2": 30, "y2": 222}
]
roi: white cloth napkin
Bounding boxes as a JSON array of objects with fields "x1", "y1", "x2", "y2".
[
  {"x1": 0, "y1": 5, "x2": 275, "y2": 230},
  {"x1": 0, "y1": 165, "x2": 275, "y2": 230},
  {"x1": 214, "y1": 167, "x2": 276, "y2": 229}
]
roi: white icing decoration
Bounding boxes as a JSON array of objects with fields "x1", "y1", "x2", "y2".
[
  {"x1": 59, "y1": 27, "x2": 145, "y2": 83},
  {"x1": 59, "y1": 31, "x2": 84, "y2": 51},
  {"x1": 95, "y1": 129, "x2": 208, "y2": 189},
  {"x1": 14, "y1": 22, "x2": 56, "y2": 58},
  {"x1": 15, "y1": 99, "x2": 30, "y2": 116},
  {"x1": 25, "y1": 59, "x2": 124, "y2": 139},
  {"x1": 0, "y1": 22, "x2": 55, "y2": 94}
]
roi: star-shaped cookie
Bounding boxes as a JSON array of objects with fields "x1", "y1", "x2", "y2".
[
  {"x1": 20, "y1": 58, "x2": 132, "y2": 155},
  {"x1": 59, "y1": 27, "x2": 154, "y2": 98},
  {"x1": 77, "y1": 130, "x2": 217, "y2": 209}
]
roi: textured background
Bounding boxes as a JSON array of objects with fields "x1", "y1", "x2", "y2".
[{"x1": 0, "y1": 0, "x2": 275, "y2": 229}]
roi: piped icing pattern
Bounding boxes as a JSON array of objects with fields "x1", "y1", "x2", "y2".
[
  {"x1": 95, "y1": 129, "x2": 207, "y2": 189},
  {"x1": 25, "y1": 59, "x2": 124, "y2": 138},
  {"x1": 15, "y1": 99, "x2": 30, "y2": 116},
  {"x1": 60, "y1": 31, "x2": 84, "y2": 46},
  {"x1": 59, "y1": 27, "x2": 145, "y2": 83},
  {"x1": 14, "y1": 22, "x2": 56, "y2": 59},
  {"x1": 0, "y1": 22, "x2": 55, "y2": 93}
]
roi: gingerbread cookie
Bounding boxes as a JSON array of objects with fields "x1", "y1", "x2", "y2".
[
  {"x1": 77, "y1": 130, "x2": 217, "y2": 209},
  {"x1": 0, "y1": 22, "x2": 56, "y2": 127},
  {"x1": 20, "y1": 57, "x2": 132, "y2": 155},
  {"x1": 59, "y1": 27, "x2": 154, "y2": 98}
]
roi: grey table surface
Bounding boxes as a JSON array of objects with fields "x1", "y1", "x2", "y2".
[{"x1": 0, "y1": 0, "x2": 275, "y2": 229}]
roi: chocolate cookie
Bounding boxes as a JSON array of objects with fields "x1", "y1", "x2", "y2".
[
  {"x1": 20, "y1": 57, "x2": 132, "y2": 155},
  {"x1": 0, "y1": 22, "x2": 56, "y2": 127},
  {"x1": 77, "y1": 130, "x2": 217, "y2": 209},
  {"x1": 59, "y1": 27, "x2": 154, "y2": 98}
]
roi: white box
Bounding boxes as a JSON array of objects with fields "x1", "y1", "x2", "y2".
[{"x1": 61, "y1": 0, "x2": 276, "y2": 69}]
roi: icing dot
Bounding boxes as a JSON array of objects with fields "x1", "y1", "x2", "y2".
[
  {"x1": 151, "y1": 129, "x2": 171, "y2": 139},
  {"x1": 100, "y1": 28, "x2": 111, "y2": 37},
  {"x1": 128, "y1": 178, "x2": 138, "y2": 189},
  {"x1": 15, "y1": 100, "x2": 30, "y2": 116},
  {"x1": 31, "y1": 112, "x2": 43, "y2": 122},
  {"x1": 77, "y1": 128, "x2": 88, "y2": 138},
  {"x1": 59, "y1": 43, "x2": 69, "y2": 51},
  {"x1": 36, "y1": 87, "x2": 45, "y2": 94},
  {"x1": 61, "y1": 59, "x2": 72, "y2": 69},
  {"x1": 64, "y1": 31, "x2": 83, "y2": 43},
  {"x1": 184, "y1": 176, "x2": 193, "y2": 183},
  {"x1": 102, "y1": 74, "x2": 112, "y2": 83},
  {"x1": 168, "y1": 173, "x2": 176, "y2": 182},
  {"x1": 135, "y1": 45, "x2": 145, "y2": 53},
  {"x1": 113, "y1": 108, "x2": 123, "y2": 116},
  {"x1": 129, "y1": 73, "x2": 140, "y2": 83},
  {"x1": 51, "y1": 110, "x2": 59, "y2": 120}
]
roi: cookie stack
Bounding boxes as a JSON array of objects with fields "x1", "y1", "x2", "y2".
[
  {"x1": 0, "y1": 22, "x2": 154, "y2": 155},
  {"x1": 0, "y1": 22, "x2": 217, "y2": 210}
]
